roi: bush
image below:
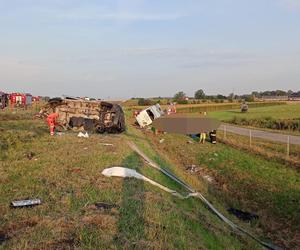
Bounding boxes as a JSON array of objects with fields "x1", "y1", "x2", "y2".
[
  {"x1": 138, "y1": 98, "x2": 154, "y2": 106},
  {"x1": 227, "y1": 116, "x2": 300, "y2": 132},
  {"x1": 177, "y1": 99, "x2": 188, "y2": 104}
]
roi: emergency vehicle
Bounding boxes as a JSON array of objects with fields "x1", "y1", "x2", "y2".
[{"x1": 10, "y1": 93, "x2": 32, "y2": 107}]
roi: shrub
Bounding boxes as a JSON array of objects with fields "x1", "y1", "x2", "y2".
[
  {"x1": 177, "y1": 99, "x2": 188, "y2": 104},
  {"x1": 138, "y1": 98, "x2": 153, "y2": 106},
  {"x1": 227, "y1": 117, "x2": 300, "y2": 132}
]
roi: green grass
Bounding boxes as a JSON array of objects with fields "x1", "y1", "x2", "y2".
[
  {"x1": 145, "y1": 130, "x2": 300, "y2": 249},
  {"x1": 0, "y1": 109, "x2": 254, "y2": 249},
  {"x1": 1, "y1": 107, "x2": 299, "y2": 249},
  {"x1": 209, "y1": 103, "x2": 300, "y2": 121}
]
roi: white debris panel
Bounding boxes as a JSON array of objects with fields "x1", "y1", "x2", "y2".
[{"x1": 101, "y1": 167, "x2": 184, "y2": 198}]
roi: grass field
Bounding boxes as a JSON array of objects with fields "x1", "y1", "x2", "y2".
[
  {"x1": 209, "y1": 103, "x2": 300, "y2": 121},
  {"x1": 1, "y1": 108, "x2": 299, "y2": 249},
  {"x1": 209, "y1": 104, "x2": 300, "y2": 134},
  {"x1": 216, "y1": 130, "x2": 300, "y2": 166}
]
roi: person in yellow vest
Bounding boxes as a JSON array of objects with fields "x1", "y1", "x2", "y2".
[{"x1": 200, "y1": 132, "x2": 206, "y2": 144}]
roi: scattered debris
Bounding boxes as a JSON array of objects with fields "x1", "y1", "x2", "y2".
[
  {"x1": 127, "y1": 141, "x2": 281, "y2": 250},
  {"x1": 159, "y1": 139, "x2": 165, "y2": 144},
  {"x1": 227, "y1": 208, "x2": 259, "y2": 222},
  {"x1": 186, "y1": 165, "x2": 199, "y2": 174},
  {"x1": 187, "y1": 140, "x2": 194, "y2": 144},
  {"x1": 11, "y1": 199, "x2": 41, "y2": 208},
  {"x1": 94, "y1": 202, "x2": 119, "y2": 210},
  {"x1": 56, "y1": 132, "x2": 65, "y2": 136},
  {"x1": 83, "y1": 147, "x2": 88, "y2": 150},
  {"x1": 100, "y1": 143, "x2": 114, "y2": 146},
  {"x1": 78, "y1": 132, "x2": 89, "y2": 138},
  {"x1": 25, "y1": 152, "x2": 35, "y2": 160},
  {"x1": 185, "y1": 165, "x2": 214, "y2": 182},
  {"x1": 214, "y1": 153, "x2": 218, "y2": 157},
  {"x1": 202, "y1": 175, "x2": 214, "y2": 183}
]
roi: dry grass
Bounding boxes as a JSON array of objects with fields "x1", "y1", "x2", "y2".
[{"x1": 1, "y1": 109, "x2": 252, "y2": 249}]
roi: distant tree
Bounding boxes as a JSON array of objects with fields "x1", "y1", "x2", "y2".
[
  {"x1": 177, "y1": 99, "x2": 188, "y2": 104},
  {"x1": 287, "y1": 90, "x2": 293, "y2": 96},
  {"x1": 173, "y1": 91, "x2": 186, "y2": 101},
  {"x1": 275, "y1": 90, "x2": 287, "y2": 96},
  {"x1": 217, "y1": 94, "x2": 227, "y2": 100},
  {"x1": 194, "y1": 89, "x2": 205, "y2": 99},
  {"x1": 244, "y1": 95, "x2": 255, "y2": 102},
  {"x1": 228, "y1": 93, "x2": 235, "y2": 102},
  {"x1": 251, "y1": 91, "x2": 260, "y2": 98}
]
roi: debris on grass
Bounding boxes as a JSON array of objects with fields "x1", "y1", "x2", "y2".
[
  {"x1": 0, "y1": 233, "x2": 10, "y2": 245},
  {"x1": 78, "y1": 132, "x2": 89, "y2": 138},
  {"x1": 95, "y1": 202, "x2": 119, "y2": 210},
  {"x1": 202, "y1": 175, "x2": 214, "y2": 183},
  {"x1": 227, "y1": 208, "x2": 259, "y2": 222},
  {"x1": 185, "y1": 165, "x2": 214, "y2": 182},
  {"x1": 102, "y1": 167, "x2": 185, "y2": 198},
  {"x1": 100, "y1": 143, "x2": 114, "y2": 146},
  {"x1": 159, "y1": 139, "x2": 165, "y2": 144},
  {"x1": 186, "y1": 165, "x2": 199, "y2": 173},
  {"x1": 11, "y1": 199, "x2": 42, "y2": 208},
  {"x1": 25, "y1": 152, "x2": 35, "y2": 160}
]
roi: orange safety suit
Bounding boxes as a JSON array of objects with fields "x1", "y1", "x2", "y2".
[{"x1": 46, "y1": 113, "x2": 59, "y2": 136}]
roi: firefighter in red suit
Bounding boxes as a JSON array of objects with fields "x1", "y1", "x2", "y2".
[{"x1": 46, "y1": 113, "x2": 59, "y2": 136}]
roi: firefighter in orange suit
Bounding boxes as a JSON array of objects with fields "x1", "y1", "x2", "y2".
[{"x1": 46, "y1": 113, "x2": 59, "y2": 136}]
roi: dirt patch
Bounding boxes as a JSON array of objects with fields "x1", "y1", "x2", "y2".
[{"x1": 0, "y1": 216, "x2": 39, "y2": 242}]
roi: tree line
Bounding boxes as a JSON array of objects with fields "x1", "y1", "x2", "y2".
[{"x1": 134, "y1": 89, "x2": 299, "y2": 106}]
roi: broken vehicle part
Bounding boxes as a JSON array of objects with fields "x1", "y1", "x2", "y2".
[
  {"x1": 11, "y1": 199, "x2": 41, "y2": 208},
  {"x1": 136, "y1": 104, "x2": 164, "y2": 128},
  {"x1": 227, "y1": 208, "x2": 259, "y2": 222},
  {"x1": 39, "y1": 98, "x2": 126, "y2": 134},
  {"x1": 95, "y1": 202, "x2": 119, "y2": 210},
  {"x1": 78, "y1": 132, "x2": 89, "y2": 138},
  {"x1": 102, "y1": 167, "x2": 185, "y2": 198}
]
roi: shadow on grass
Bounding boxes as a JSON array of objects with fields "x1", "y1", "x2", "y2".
[{"x1": 114, "y1": 153, "x2": 146, "y2": 249}]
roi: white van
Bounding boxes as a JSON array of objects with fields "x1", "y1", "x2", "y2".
[{"x1": 136, "y1": 104, "x2": 164, "y2": 128}]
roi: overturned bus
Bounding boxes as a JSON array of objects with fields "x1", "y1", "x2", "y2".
[{"x1": 39, "y1": 97, "x2": 126, "y2": 133}]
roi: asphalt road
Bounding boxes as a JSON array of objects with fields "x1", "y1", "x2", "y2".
[{"x1": 218, "y1": 124, "x2": 300, "y2": 145}]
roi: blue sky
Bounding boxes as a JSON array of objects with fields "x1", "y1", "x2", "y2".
[{"x1": 0, "y1": 0, "x2": 300, "y2": 98}]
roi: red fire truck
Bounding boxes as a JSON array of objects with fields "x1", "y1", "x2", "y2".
[{"x1": 10, "y1": 93, "x2": 32, "y2": 107}]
